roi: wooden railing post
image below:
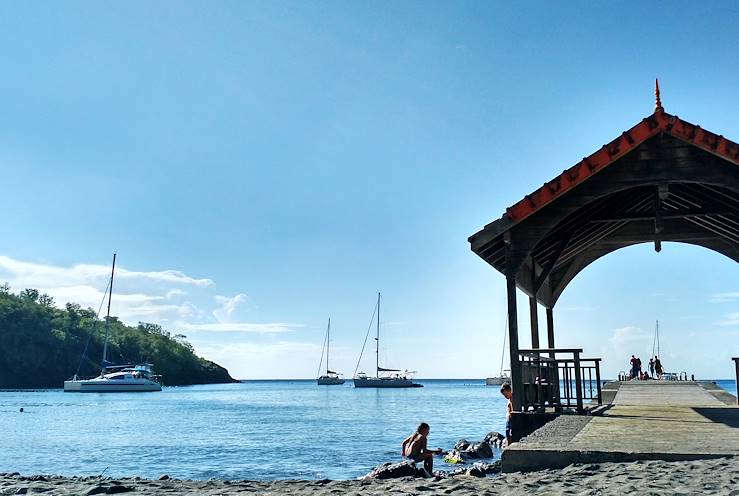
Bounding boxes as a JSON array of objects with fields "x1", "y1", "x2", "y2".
[
  {"x1": 595, "y1": 360, "x2": 602, "y2": 405},
  {"x1": 574, "y1": 351, "x2": 583, "y2": 413},
  {"x1": 733, "y1": 358, "x2": 739, "y2": 406}
]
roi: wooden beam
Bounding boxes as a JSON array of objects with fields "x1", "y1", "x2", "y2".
[
  {"x1": 589, "y1": 210, "x2": 734, "y2": 223},
  {"x1": 534, "y1": 231, "x2": 574, "y2": 292}
]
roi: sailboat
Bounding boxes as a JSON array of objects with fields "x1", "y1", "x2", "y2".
[
  {"x1": 317, "y1": 318, "x2": 345, "y2": 385},
  {"x1": 486, "y1": 317, "x2": 511, "y2": 386},
  {"x1": 353, "y1": 292, "x2": 422, "y2": 388},
  {"x1": 64, "y1": 254, "x2": 162, "y2": 393}
]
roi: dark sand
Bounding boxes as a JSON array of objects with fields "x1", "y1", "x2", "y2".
[{"x1": 2, "y1": 457, "x2": 738, "y2": 495}]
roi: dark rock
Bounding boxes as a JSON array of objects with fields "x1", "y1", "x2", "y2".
[
  {"x1": 28, "y1": 476, "x2": 47, "y2": 482},
  {"x1": 469, "y1": 441, "x2": 494, "y2": 459},
  {"x1": 471, "y1": 461, "x2": 501, "y2": 475},
  {"x1": 158, "y1": 475, "x2": 170, "y2": 480},
  {"x1": 466, "y1": 466, "x2": 486, "y2": 477},
  {"x1": 15, "y1": 488, "x2": 28, "y2": 495},
  {"x1": 454, "y1": 439, "x2": 471, "y2": 451},
  {"x1": 362, "y1": 461, "x2": 426, "y2": 480},
  {"x1": 86, "y1": 487, "x2": 108, "y2": 496},
  {"x1": 483, "y1": 431, "x2": 505, "y2": 447},
  {"x1": 106, "y1": 486, "x2": 133, "y2": 494}
]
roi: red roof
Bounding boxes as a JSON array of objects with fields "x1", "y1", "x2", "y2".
[{"x1": 504, "y1": 109, "x2": 739, "y2": 225}]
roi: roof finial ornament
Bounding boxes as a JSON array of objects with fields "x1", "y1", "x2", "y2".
[{"x1": 655, "y1": 78, "x2": 663, "y2": 112}]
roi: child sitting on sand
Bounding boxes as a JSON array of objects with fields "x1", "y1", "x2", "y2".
[
  {"x1": 500, "y1": 383, "x2": 513, "y2": 446},
  {"x1": 401, "y1": 422, "x2": 442, "y2": 474}
]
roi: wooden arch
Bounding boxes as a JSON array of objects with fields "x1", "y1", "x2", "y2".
[{"x1": 468, "y1": 104, "x2": 739, "y2": 411}]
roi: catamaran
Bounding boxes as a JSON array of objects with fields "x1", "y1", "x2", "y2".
[
  {"x1": 353, "y1": 292, "x2": 422, "y2": 388},
  {"x1": 486, "y1": 316, "x2": 511, "y2": 386},
  {"x1": 64, "y1": 254, "x2": 162, "y2": 393},
  {"x1": 317, "y1": 317, "x2": 345, "y2": 385}
]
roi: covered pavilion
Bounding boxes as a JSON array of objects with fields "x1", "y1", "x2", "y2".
[{"x1": 468, "y1": 82, "x2": 739, "y2": 418}]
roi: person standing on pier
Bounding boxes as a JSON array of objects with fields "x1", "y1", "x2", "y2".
[
  {"x1": 630, "y1": 355, "x2": 639, "y2": 380},
  {"x1": 500, "y1": 383, "x2": 513, "y2": 446},
  {"x1": 654, "y1": 356, "x2": 663, "y2": 379},
  {"x1": 649, "y1": 357, "x2": 655, "y2": 378}
]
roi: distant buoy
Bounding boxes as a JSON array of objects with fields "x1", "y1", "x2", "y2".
[{"x1": 19, "y1": 408, "x2": 23, "y2": 413}]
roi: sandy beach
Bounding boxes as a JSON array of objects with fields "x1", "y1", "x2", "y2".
[{"x1": 2, "y1": 457, "x2": 737, "y2": 495}]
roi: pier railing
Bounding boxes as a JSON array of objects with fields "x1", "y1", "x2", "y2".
[{"x1": 517, "y1": 348, "x2": 602, "y2": 414}]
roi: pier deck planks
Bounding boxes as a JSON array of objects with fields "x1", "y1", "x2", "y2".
[{"x1": 503, "y1": 381, "x2": 739, "y2": 472}]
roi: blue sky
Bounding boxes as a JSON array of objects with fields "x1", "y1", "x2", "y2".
[{"x1": 0, "y1": 1, "x2": 737, "y2": 379}]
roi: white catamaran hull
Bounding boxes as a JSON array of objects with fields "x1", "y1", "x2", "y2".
[
  {"x1": 353, "y1": 377, "x2": 422, "y2": 388},
  {"x1": 485, "y1": 376, "x2": 509, "y2": 386},
  {"x1": 64, "y1": 379, "x2": 161, "y2": 392}
]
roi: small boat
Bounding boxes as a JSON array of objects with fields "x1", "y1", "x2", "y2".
[
  {"x1": 353, "y1": 292, "x2": 422, "y2": 388},
  {"x1": 64, "y1": 254, "x2": 162, "y2": 393},
  {"x1": 317, "y1": 318, "x2": 345, "y2": 385},
  {"x1": 486, "y1": 317, "x2": 511, "y2": 386}
]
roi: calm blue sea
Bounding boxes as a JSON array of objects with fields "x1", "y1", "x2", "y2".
[
  {"x1": 0, "y1": 379, "x2": 735, "y2": 480},
  {"x1": 0, "y1": 379, "x2": 507, "y2": 480}
]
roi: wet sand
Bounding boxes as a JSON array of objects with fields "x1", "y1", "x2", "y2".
[{"x1": 2, "y1": 456, "x2": 737, "y2": 495}]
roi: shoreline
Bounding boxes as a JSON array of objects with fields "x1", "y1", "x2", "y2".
[{"x1": 2, "y1": 457, "x2": 737, "y2": 495}]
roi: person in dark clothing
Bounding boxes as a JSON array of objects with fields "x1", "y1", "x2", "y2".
[
  {"x1": 654, "y1": 356, "x2": 663, "y2": 379},
  {"x1": 649, "y1": 357, "x2": 655, "y2": 378}
]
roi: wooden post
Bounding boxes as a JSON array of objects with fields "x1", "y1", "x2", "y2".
[
  {"x1": 546, "y1": 307, "x2": 555, "y2": 359},
  {"x1": 529, "y1": 296, "x2": 539, "y2": 349},
  {"x1": 573, "y1": 350, "x2": 583, "y2": 413},
  {"x1": 734, "y1": 358, "x2": 739, "y2": 406},
  {"x1": 507, "y1": 275, "x2": 523, "y2": 411}
]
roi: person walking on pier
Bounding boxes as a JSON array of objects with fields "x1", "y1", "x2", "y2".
[
  {"x1": 649, "y1": 357, "x2": 655, "y2": 378},
  {"x1": 630, "y1": 355, "x2": 639, "y2": 380},
  {"x1": 654, "y1": 356, "x2": 663, "y2": 379}
]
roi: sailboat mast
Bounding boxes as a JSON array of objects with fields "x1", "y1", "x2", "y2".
[
  {"x1": 376, "y1": 292, "x2": 380, "y2": 378},
  {"x1": 101, "y1": 253, "x2": 116, "y2": 369},
  {"x1": 656, "y1": 320, "x2": 660, "y2": 358},
  {"x1": 326, "y1": 317, "x2": 331, "y2": 375}
]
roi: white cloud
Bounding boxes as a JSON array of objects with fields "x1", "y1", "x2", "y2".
[
  {"x1": 193, "y1": 341, "x2": 323, "y2": 379},
  {"x1": 0, "y1": 255, "x2": 213, "y2": 289},
  {"x1": 213, "y1": 293, "x2": 250, "y2": 322},
  {"x1": 0, "y1": 255, "x2": 298, "y2": 336},
  {"x1": 709, "y1": 292, "x2": 739, "y2": 303},
  {"x1": 608, "y1": 326, "x2": 651, "y2": 348},
  {"x1": 179, "y1": 322, "x2": 300, "y2": 333},
  {"x1": 717, "y1": 312, "x2": 739, "y2": 326}
]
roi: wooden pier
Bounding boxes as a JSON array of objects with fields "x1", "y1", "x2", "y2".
[{"x1": 502, "y1": 381, "x2": 739, "y2": 472}]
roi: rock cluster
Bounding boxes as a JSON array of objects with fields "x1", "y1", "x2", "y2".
[
  {"x1": 361, "y1": 432, "x2": 504, "y2": 481},
  {"x1": 443, "y1": 431, "x2": 504, "y2": 464}
]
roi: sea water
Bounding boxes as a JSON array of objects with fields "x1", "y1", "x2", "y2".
[
  {"x1": 0, "y1": 379, "x2": 506, "y2": 480},
  {"x1": 0, "y1": 379, "x2": 735, "y2": 480}
]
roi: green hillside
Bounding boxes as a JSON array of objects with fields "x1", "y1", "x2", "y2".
[{"x1": 0, "y1": 285, "x2": 236, "y2": 388}]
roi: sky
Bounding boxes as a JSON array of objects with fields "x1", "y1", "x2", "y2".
[{"x1": 0, "y1": 1, "x2": 737, "y2": 380}]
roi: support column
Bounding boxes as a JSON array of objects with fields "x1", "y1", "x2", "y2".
[
  {"x1": 529, "y1": 296, "x2": 539, "y2": 349},
  {"x1": 546, "y1": 307, "x2": 555, "y2": 357},
  {"x1": 507, "y1": 275, "x2": 523, "y2": 412},
  {"x1": 734, "y1": 358, "x2": 739, "y2": 406}
]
